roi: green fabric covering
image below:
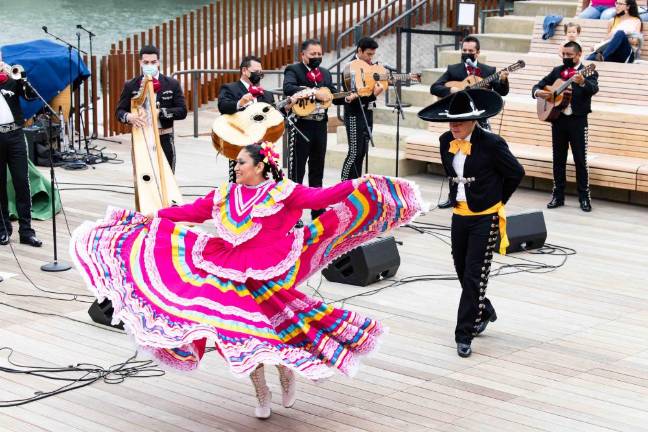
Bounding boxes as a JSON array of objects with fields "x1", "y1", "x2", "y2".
[{"x1": 7, "y1": 160, "x2": 61, "y2": 221}]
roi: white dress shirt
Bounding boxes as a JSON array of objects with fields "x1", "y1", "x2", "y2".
[{"x1": 451, "y1": 133, "x2": 472, "y2": 202}]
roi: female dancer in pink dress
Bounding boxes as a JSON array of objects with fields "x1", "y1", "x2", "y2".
[{"x1": 71, "y1": 141, "x2": 424, "y2": 419}]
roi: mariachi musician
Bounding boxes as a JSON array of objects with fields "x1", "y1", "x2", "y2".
[
  {"x1": 218, "y1": 55, "x2": 279, "y2": 182},
  {"x1": 116, "y1": 45, "x2": 187, "y2": 173},
  {"x1": 0, "y1": 54, "x2": 42, "y2": 247}
]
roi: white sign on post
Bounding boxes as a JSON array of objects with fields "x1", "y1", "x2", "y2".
[{"x1": 457, "y1": 2, "x2": 476, "y2": 27}]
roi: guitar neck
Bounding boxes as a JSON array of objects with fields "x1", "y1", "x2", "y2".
[
  {"x1": 556, "y1": 69, "x2": 588, "y2": 95},
  {"x1": 471, "y1": 65, "x2": 516, "y2": 89},
  {"x1": 376, "y1": 73, "x2": 414, "y2": 81},
  {"x1": 333, "y1": 91, "x2": 354, "y2": 99}
]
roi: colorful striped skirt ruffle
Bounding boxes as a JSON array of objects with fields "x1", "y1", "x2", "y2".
[{"x1": 71, "y1": 175, "x2": 424, "y2": 380}]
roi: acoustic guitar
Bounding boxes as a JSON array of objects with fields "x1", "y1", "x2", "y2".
[
  {"x1": 291, "y1": 87, "x2": 354, "y2": 117},
  {"x1": 444, "y1": 60, "x2": 526, "y2": 91},
  {"x1": 536, "y1": 63, "x2": 596, "y2": 122},
  {"x1": 344, "y1": 59, "x2": 421, "y2": 97},
  {"x1": 211, "y1": 102, "x2": 285, "y2": 160}
]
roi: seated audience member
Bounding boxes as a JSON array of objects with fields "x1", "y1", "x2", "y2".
[
  {"x1": 578, "y1": 0, "x2": 617, "y2": 19},
  {"x1": 587, "y1": 0, "x2": 643, "y2": 62},
  {"x1": 559, "y1": 22, "x2": 583, "y2": 57}
]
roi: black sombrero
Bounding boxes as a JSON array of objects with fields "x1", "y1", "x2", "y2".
[{"x1": 418, "y1": 88, "x2": 503, "y2": 122}]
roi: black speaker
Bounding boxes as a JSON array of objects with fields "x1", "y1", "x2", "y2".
[
  {"x1": 322, "y1": 236, "x2": 400, "y2": 286},
  {"x1": 88, "y1": 299, "x2": 125, "y2": 330},
  {"x1": 497, "y1": 210, "x2": 547, "y2": 254}
]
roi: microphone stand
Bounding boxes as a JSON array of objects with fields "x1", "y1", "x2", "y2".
[
  {"x1": 22, "y1": 79, "x2": 71, "y2": 272},
  {"x1": 385, "y1": 67, "x2": 410, "y2": 178},
  {"x1": 42, "y1": 27, "x2": 86, "y2": 163},
  {"x1": 77, "y1": 24, "x2": 97, "y2": 139}
]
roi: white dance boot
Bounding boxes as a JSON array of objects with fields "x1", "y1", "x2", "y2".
[
  {"x1": 249, "y1": 364, "x2": 272, "y2": 419},
  {"x1": 276, "y1": 365, "x2": 296, "y2": 408}
]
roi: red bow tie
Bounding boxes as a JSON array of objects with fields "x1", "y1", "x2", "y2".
[
  {"x1": 560, "y1": 67, "x2": 576, "y2": 80},
  {"x1": 248, "y1": 85, "x2": 264, "y2": 98},
  {"x1": 0, "y1": 72, "x2": 8, "y2": 85},
  {"x1": 152, "y1": 77, "x2": 161, "y2": 93},
  {"x1": 466, "y1": 65, "x2": 481, "y2": 76},
  {"x1": 306, "y1": 68, "x2": 323, "y2": 84}
]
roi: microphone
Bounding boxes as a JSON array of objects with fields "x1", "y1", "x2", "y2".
[
  {"x1": 349, "y1": 71, "x2": 357, "y2": 92},
  {"x1": 465, "y1": 58, "x2": 477, "y2": 68},
  {"x1": 76, "y1": 24, "x2": 82, "y2": 29},
  {"x1": 42, "y1": 26, "x2": 48, "y2": 33},
  {"x1": 383, "y1": 64, "x2": 398, "y2": 72}
]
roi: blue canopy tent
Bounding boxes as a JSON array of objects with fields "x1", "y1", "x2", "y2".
[
  {"x1": 1, "y1": 39, "x2": 90, "y2": 119},
  {"x1": 1, "y1": 39, "x2": 89, "y2": 220}
]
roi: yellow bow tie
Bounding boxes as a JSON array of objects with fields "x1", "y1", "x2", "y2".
[{"x1": 449, "y1": 139, "x2": 472, "y2": 156}]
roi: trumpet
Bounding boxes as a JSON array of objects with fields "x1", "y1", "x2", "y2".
[{"x1": 1, "y1": 63, "x2": 25, "y2": 80}]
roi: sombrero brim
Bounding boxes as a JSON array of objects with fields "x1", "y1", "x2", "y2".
[{"x1": 418, "y1": 88, "x2": 504, "y2": 122}]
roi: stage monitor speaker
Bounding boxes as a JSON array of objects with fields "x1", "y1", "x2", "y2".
[
  {"x1": 88, "y1": 299, "x2": 124, "y2": 330},
  {"x1": 322, "y1": 236, "x2": 400, "y2": 287},
  {"x1": 497, "y1": 210, "x2": 547, "y2": 254}
]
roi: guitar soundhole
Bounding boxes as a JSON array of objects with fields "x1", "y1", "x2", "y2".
[
  {"x1": 253, "y1": 114, "x2": 265, "y2": 122},
  {"x1": 142, "y1": 174, "x2": 151, "y2": 182}
]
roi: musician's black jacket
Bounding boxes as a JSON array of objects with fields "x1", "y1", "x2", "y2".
[
  {"x1": 116, "y1": 74, "x2": 187, "y2": 129},
  {"x1": 531, "y1": 64, "x2": 599, "y2": 116},
  {"x1": 283, "y1": 62, "x2": 343, "y2": 117},
  {"x1": 440, "y1": 126, "x2": 525, "y2": 212},
  {"x1": 217, "y1": 80, "x2": 275, "y2": 115},
  {"x1": 430, "y1": 63, "x2": 509, "y2": 99},
  {"x1": 0, "y1": 77, "x2": 37, "y2": 125}
]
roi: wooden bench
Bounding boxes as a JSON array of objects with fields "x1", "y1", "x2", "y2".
[
  {"x1": 405, "y1": 96, "x2": 648, "y2": 192},
  {"x1": 529, "y1": 16, "x2": 648, "y2": 60}
]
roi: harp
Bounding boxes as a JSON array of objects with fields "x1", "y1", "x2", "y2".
[{"x1": 130, "y1": 75, "x2": 183, "y2": 213}]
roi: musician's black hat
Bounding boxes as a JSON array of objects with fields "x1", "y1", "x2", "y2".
[{"x1": 418, "y1": 88, "x2": 503, "y2": 122}]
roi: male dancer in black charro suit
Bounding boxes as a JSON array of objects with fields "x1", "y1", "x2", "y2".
[
  {"x1": 218, "y1": 55, "x2": 276, "y2": 182},
  {"x1": 283, "y1": 38, "x2": 342, "y2": 219},
  {"x1": 419, "y1": 89, "x2": 525, "y2": 358},
  {"x1": 533, "y1": 41, "x2": 598, "y2": 212},
  {"x1": 431, "y1": 36, "x2": 510, "y2": 209},
  {"x1": 0, "y1": 53, "x2": 42, "y2": 247}
]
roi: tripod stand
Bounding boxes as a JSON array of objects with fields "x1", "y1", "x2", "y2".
[{"x1": 385, "y1": 69, "x2": 410, "y2": 177}]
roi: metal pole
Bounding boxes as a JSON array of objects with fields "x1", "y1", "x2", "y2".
[
  {"x1": 405, "y1": 0, "x2": 412, "y2": 74},
  {"x1": 192, "y1": 71, "x2": 199, "y2": 138}
]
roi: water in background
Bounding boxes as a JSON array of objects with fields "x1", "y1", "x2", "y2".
[{"x1": 1, "y1": 0, "x2": 213, "y2": 56}]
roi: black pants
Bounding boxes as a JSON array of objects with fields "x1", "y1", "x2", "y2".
[
  {"x1": 0, "y1": 129, "x2": 35, "y2": 238},
  {"x1": 451, "y1": 212, "x2": 498, "y2": 344},
  {"x1": 160, "y1": 133, "x2": 176, "y2": 173},
  {"x1": 341, "y1": 110, "x2": 373, "y2": 180},
  {"x1": 551, "y1": 114, "x2": 589, "y2": 200},
  {"x1": 288, "y1": 118, "x2": 328, "y2": 218}
]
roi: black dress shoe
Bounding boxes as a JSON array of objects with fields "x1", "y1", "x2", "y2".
[
  {"x1": 546, "y1": 197, "x2": 564, "y2": 209},
  {"x1": 20, "y1": 235, "x2": 43, "y2": 247},
  {"x1": 474, "y1": 311, "x2": 498, "y2": 336},
  {"x1": 0, "y1": 233, "x2": 9, "y2": 246},
  {"x1": 295, "y1": 219, "x2": 304, "y2": 229},
  {"x1": 457, "y1": 343, "x2": 472, "y2": 358},
  {"x1": 437, "y1": 199, "x2": 453, "y2": 209},
  {"x1": 580, "y1": 199, "x2": 592, "y2": 212}
]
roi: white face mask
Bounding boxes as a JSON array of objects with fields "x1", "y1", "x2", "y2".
[{"x1": 142, "y1": 64, "x2": 158, "y2": 76}]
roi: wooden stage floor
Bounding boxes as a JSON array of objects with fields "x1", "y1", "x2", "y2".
[{"x1": 1, "y1": 131, "x2": 647, "y2": 432}]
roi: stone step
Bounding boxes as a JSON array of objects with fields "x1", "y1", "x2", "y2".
[
  {"x1": 484, "y1": 15, "x2": 536, "y2": 35},
  {"x1": 475, "y1": 33, "x2": 532, "y2": 52},
  {"x1": 324, "y1": 142, "x2": 427, "y2": 177},
  {"x1": 387, "y1": 84, "x2": 438, "y2": 107},
  {"x1": 513, "y1": 0, "x2": 578, "y2": 18},
  {"x1": 372, "y1": 104, "x2": 429, "y2": 129},
  {"x1": 421, "y1": 68, "x2": 445, "y2": 86},
  {"x1": 336, "y1": 123, "x2": 423, "y2": 150}
]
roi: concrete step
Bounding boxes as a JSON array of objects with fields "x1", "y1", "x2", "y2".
[
  {"x1": 336, "y1": 124, "x2": 423, "y2": 150},
  {"x1": 513, "y1": 1, "x2": 578, "y2": 18},
  {"x1": 372, "y1": 104, "x2": 428, "y2": 129},
  {"x1": 421, "y1": 68, "x2": 445, "y2": 86},
  {"x1": 484, "y1": 15, "x2": 536, "y2": 35},
  {"x1": 387, "y1": 84, "x2": 438, "y2": 107},
  {"x1": 475, "y1": 33, "x2": 531, "y2": 52},
  {"x1": 324, "y1": 142, "x2": 427, "y2": 177}
]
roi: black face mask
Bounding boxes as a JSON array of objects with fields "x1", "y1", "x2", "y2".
[
  {"x1": 249, "y1": 71, "x2": 263, "y2": 85},
  {"x1": 461, "y1": 53, "x2": 476, "y2": 64},
  {"x1": 562, "y1": 57, "x2": 576, "y2": 68},
  {"x1": 308, "y1": 57, "x2": 322, "y2": 69}
]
